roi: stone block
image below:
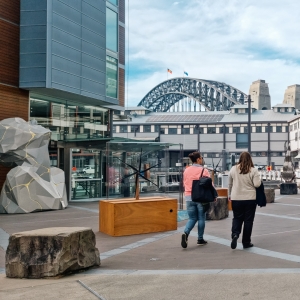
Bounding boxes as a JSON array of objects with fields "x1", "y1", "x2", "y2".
[
  {"x1": 264, "y1": 188, "x2": 275, "y2": 203},
  {"x1": 5, "y1": 227, "x2": 100, "y2": 279},
  {"x1": 206, "y1": 197, "x2": 228, "y2": 220},
  {"x1": 280, "y1": 183, "x2": 298, "y2": 195}
]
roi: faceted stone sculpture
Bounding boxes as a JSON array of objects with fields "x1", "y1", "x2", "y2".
[
  {"x1": 5, "y1": 227, "x2": 100, "y2": 278},
  {"x1": 0, "y1": 118, "x2": 67, "y2": 213}
]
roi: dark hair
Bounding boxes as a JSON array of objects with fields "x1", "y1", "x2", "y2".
[
  {"x1": 188, "y1": 151, "x2": 202, "y2": 163},
  {"x1": 238, "y1": 152, "x2": 254, "y2": 174}
]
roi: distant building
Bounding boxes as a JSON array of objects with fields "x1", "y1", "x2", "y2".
[{"x1": 113, "y1": 104, "x2": 295, "y2": 170}]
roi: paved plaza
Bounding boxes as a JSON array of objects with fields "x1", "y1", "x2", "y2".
[{"x1": 1, "y1": 190, "x2": 300, "y2": 299}]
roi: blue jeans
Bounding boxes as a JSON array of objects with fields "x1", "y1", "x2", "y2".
[{"x1": 184, "y1": 199, "x2": 206, "y2": 240}]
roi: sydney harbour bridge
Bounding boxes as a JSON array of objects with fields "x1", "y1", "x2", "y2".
[{"x1": 137, "y1": 77, "x2": 248, "y2": 112}]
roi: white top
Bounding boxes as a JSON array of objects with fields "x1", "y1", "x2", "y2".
[{"x1": 228, "y1": 165, "x2": 261, "y2": 200}]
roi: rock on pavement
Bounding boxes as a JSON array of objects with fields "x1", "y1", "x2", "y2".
[{"x1": 5, "y1": 227, "x2": 100, "y2": 278}]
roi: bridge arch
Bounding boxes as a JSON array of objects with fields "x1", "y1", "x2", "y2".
[{"x1": 137, "y1": 77, "x2": 248, "y2": 112}]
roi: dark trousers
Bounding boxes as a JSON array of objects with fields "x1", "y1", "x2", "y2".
[{"x1": 231, "y1": 200, "x2": 257, "y2": 245}]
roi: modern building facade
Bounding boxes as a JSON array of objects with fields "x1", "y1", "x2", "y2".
[
  {"x1": 288, "y1": 113, "x2": 300, "y2": 167},
  {"x1": 114, "y1": 104, "x2": 295, "y2": 170},
  {"x1": 0, "y1": 0, "x2": 125, "y2": 200}
]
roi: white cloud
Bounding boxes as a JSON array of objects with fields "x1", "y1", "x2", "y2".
[{"x1": 125, "y1": 0, "x2": 300, "y2": 107}]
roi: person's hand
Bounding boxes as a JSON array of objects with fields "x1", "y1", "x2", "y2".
[
  {"x1": 214, "y1": 197, "x2": 218, "y2": 202},
  {"x1": 228, "y1": 197, "x2": 231, "y2": 202}
]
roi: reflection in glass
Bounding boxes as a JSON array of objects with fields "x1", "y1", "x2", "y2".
[
  {"x1": 106, "y1": 8, "x2": 118, "y2": 52},
  {"x1": 106, "y1": 56, "x2": 118, "y2": 98},
  {"x1": 30, "y1": 98, "x2": 109, "y2": 141},
  {"x1": 106, "y1": 142, "x2": 183, "y2": 201},
  {"x1": 108, "y1": 0, "x2": 118, "y2": 5},
  {"x1": 71, "y1": 150, "x2": 104, "y2": 200}
]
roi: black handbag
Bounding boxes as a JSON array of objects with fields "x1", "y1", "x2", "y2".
[
  {"x1": 191, "y1": 168, "x2": 217, "y2": 203},
  {"x1": 256, "y1": 182, "x2": 266, "y2": 207}
]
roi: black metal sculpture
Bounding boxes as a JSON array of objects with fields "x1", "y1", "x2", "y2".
[{"x1": 117, "y1": 149, "x2": 161, "y2": 199}]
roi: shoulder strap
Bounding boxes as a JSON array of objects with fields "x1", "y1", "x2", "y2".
[{"x1": 199, "y1": 167, "x2": 205, "y2": 179}]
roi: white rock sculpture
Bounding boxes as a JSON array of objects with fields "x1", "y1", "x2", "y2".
[{"x1": 0, "y1": 118, "x2": 67, "y2": 213}]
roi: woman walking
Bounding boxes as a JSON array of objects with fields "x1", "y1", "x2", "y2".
[
  {"x1": 228, "y1": 152, "x2": 261, "y2": 249},
  {"x1": 181, "y1": 151, "x2": 217, "y2": 248}
]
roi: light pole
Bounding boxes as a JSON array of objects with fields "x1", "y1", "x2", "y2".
[
  {"x1": 195, "y1": 124, "x2": 200, "y2": 151},
  {"x1": 247, "y1": 95, "x2": 252, "y2": 153}
]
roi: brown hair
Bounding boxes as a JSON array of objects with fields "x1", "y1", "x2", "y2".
[
  {"x1": 238, "y1": 152, "x2": 254, "y2": 174},
  {"x1": 188, "y1": 151, "x2": 202, "y2": 163}
]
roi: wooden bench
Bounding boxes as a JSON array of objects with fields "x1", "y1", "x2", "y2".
[{"x1": 99, "y1": 197, "x2": 177, "y2": 236}]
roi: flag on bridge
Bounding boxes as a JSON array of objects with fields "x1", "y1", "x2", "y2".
[
  {"x1": 184, "y1": 71, "x2": 188, "y2": 76},
  {"x1": 167, "y1": 69, "x2": 172, "y2": 74}
]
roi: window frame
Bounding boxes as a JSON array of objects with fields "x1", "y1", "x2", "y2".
[{"x1": 236, "y1": 133, "x2": 248, "y2": 149}]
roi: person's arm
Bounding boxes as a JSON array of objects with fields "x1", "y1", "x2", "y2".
[
  {"x1": 252, "y1": 168, "x2": 262, "y2": 188},
  {"x1": 203, "y1": 168, "x2": 211, "y2": 178}
]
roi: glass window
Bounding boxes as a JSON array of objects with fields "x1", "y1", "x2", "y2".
[
  {"x1": 295, "y1": 132, "x2": 298, "y2": 141},
  {"x1": 233, "y1": 127, "x2": 240, "y2": 133},
  {"x1": 220, "y1": 126, "x2": 229, "y2": 133},
  {"x1": 290, "y1": 125, "x2": 293, "y2": 131},
  {"x1": 130, "y1": 126, "x2": 140, "y2": 133},
  {"x1": 236, "y1": 133, "x2": 248, "y2": 148},
  {"x1": 182, "y1": 128, "x2": 190, "y2": 134},
  {"x1": 168, "y1": 128, "x2": 177, "y2": 134},
  {"x1": 276, "y1": 126, "x2": 282, "y2": 132},
  {"x1": 120, "y1": 125, "x2": 127, "y2": 133},
  {"x1": 112, "y1": 125, "x2": 116, "y2": 133},
  {"x1": 108, "y1": 0, "x2": 118, "y2": 5},
  {"x1": 256, "y1": 126, "x2": 262, "y2": 133},
  {"x1": 193, "y1": 127, "x2": 204, "y2": 134},
  {"x1": 106, "y1": 56, "x2": 118, "y2": 98},
  {"x1": 286, "y1": 126, "x2": 289, "y2": 132},
  {"x1": 160, "y1": 127, "x2": 165, "y2": 134},
  {"x1": 106, "y1": 8, "x2": 118, "y2": 52},
  {"x1": 144, "y1": 125, "x2": 151, "y2": 133},
  {"x1": 30, "y1": 99, "x2": 109, "y2": 141},
  {"x1": 154, "y1": 125, "x2": 160, "y2": 132},
  {"x1": 207, "y1": 127, "x2": 216, "y2": 134},
  {"x1": 294, "y1": 124, "x2": 298, "y2": 130},
  {"x1": 265, "y1": 125, "x2": 271, "y2": 132}
]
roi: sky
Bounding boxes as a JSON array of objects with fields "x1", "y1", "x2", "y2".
[{"x1": 125, "y1": 0, "x2": 300, "y2": 108}]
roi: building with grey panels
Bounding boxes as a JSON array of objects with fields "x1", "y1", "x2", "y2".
[
  {"x1": 19, "y1": 0, "x2": 125, "y2": 201},
  {"x1": 113, "y1": 104, "x2": 295, "y2": 170}
]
